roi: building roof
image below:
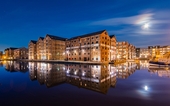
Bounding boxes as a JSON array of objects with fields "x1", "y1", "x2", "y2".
[
  {"x1": 69, "y1": 30, "x2": 106, "y2": 40},
  {"x1": 39, "y1": 37, "x2": 44, "y2": 40},
  {"x1": 110, "y1": 35, "x2": 117, "y2": 40},
  {"x1": 46, "y1": 34, "x2": 67, "y2": 41},
  {"x1": 5, "y1": 47, "x2": 18, "y2": 51},
  {"x1": 109, "y1": 35, "x2": 116, "y2": 38},
  {"x1": 30, "y1": 40, "x2": 37, "y2": 44}
]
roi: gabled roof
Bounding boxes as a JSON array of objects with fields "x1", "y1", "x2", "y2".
[
  {"x1": 110, "y1": 35, "x2": 116, "y2": 38},
  {"x1": 5, "y1": 47, "x2": 18, "y2": 51},
  {"x1": 39, "y1": 37, "x2": 44, "y2": 40},
  {"x1": 69, "y1": 30, "x2": 106, "y2": 40},
  {"x1": 46, "y1": 34, "x2": 67, "y2": 41},
  {"x1": 30, "y1": 40, "x2": 37, "y2": 44},
  {"x1": 9, "y1": 47, "x2": 18, "y2": 50}
]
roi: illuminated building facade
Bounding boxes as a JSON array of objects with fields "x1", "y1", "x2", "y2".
[
  {"x1": 159, "y1": 46, "x2": 170, "y2": 57},
  {"x1": 136, "y1": 48, "x2": 150, "y2": 59},
  {"x1": 13, "y1": 47, "x2": 28, "y2": 59},
  {"x1": 116, "y1": 42, "x2": 136, "y2": 60},
  {"x1": 148, "y1": 45, "x2": 170, "y2": 59},
  {"x1": 43, "y1": 34, "x2": 66, "y2": 60},
  {"x1": 66, "y1": 30, "x2": 117, "y2": 62},
  {"x1": 4, "y1": 47, "x2": 18, "y2": 59},
  {"x1": 28, "y1": 40, "x2": 37, "y2": 60},
  {"x1": 29, "y1": 34, "x2": 66, "y2": 60},
  {"x1": 110, "y1": 35, "x2": 117, "y2": 62},
  {"x1": 37, "y1": 37, "x2": 44, "y2": 60}
]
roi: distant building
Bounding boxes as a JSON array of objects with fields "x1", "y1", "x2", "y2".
[
  {"x1": 28, "y1": 40, "x2": 37, "y2": 60},
  {"x1": 136, "y1": 48, "x2": 140, "y2": 58},
  {"x1": 148, "y1": 45, "x2": 160, "y2": 59},
  {"x1": 136, "y1": 48, "x2": 150, "y2": 59},
  {"x1": 159, "y1": 46, "x2": 170, "y2": 57},
  {"x1": 66, "y1": 30, "x2": 117, "y2": 62},
  {"x1": 4, "y1": 47, "x2": 18, "y2": 59},
  {"x1": 14, "y1": 47, "x2": 28, "y2": 59},
  {"x1": 116, "y1": 42, "x2": 136, "y2": 60}
]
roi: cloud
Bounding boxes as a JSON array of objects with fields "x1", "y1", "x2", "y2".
[
  {"x1": 90, "y1": 10, "x2": 170, "y2": 26},
  {"x1": 89, "y1": 13, "x2": 154, "y2": 26}
]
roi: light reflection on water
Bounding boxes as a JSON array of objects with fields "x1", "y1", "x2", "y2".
[{"x1": 0, "y1": 60, "x2": 170, "y2": 105}]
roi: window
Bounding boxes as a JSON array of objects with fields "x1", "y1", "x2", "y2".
[
  {"x1": 96, "y1": 58, "x2": 98, "y2": 60},
  {"x1": 96, "y1": 41, "x2": 98, "y2": 43},
  {"x1": 96, "y1": 47, "x2": 98, "y2": 49}
]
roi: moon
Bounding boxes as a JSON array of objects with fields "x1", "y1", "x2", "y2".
[{"x1": 143, "y1": 23, "x2": 149, "y2": 29}]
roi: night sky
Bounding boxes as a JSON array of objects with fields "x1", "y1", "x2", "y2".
[{"x1": 0, "y1": 0, "x2": 170, "y2": 51}]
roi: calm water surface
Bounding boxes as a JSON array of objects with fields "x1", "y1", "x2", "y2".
[{"x1": 0, "y1": 61, "x2": 170, "y2": 106}]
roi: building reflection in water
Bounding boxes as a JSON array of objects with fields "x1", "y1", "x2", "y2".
[
  {"x1": 66, "y1": 64, "x2": 117, "y2": 94},
  {"x1": 1, "y1": 61, "x2": 144, "y2": 93},
  {"x1": 136, "y1": 60, "x2": 149, "y2": 70},
  {"x1": 3, "y1": 61, "x2": 28, "y2": 73},
  {"x1": 115, "y1": 62, "x2": 136, "y2": 79},
  {"x1": 28, "y1": 62, "x2": 138, "y2": 94},
  {"x1": 0, "y1": 61, "x2": 3, "y2": 67},
  {"x1": 148, "y1": 67, "x2": 170, "y2": 78},
  {"x1": 29, "y1": 62, "x2": 66, "y2": 87}
]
